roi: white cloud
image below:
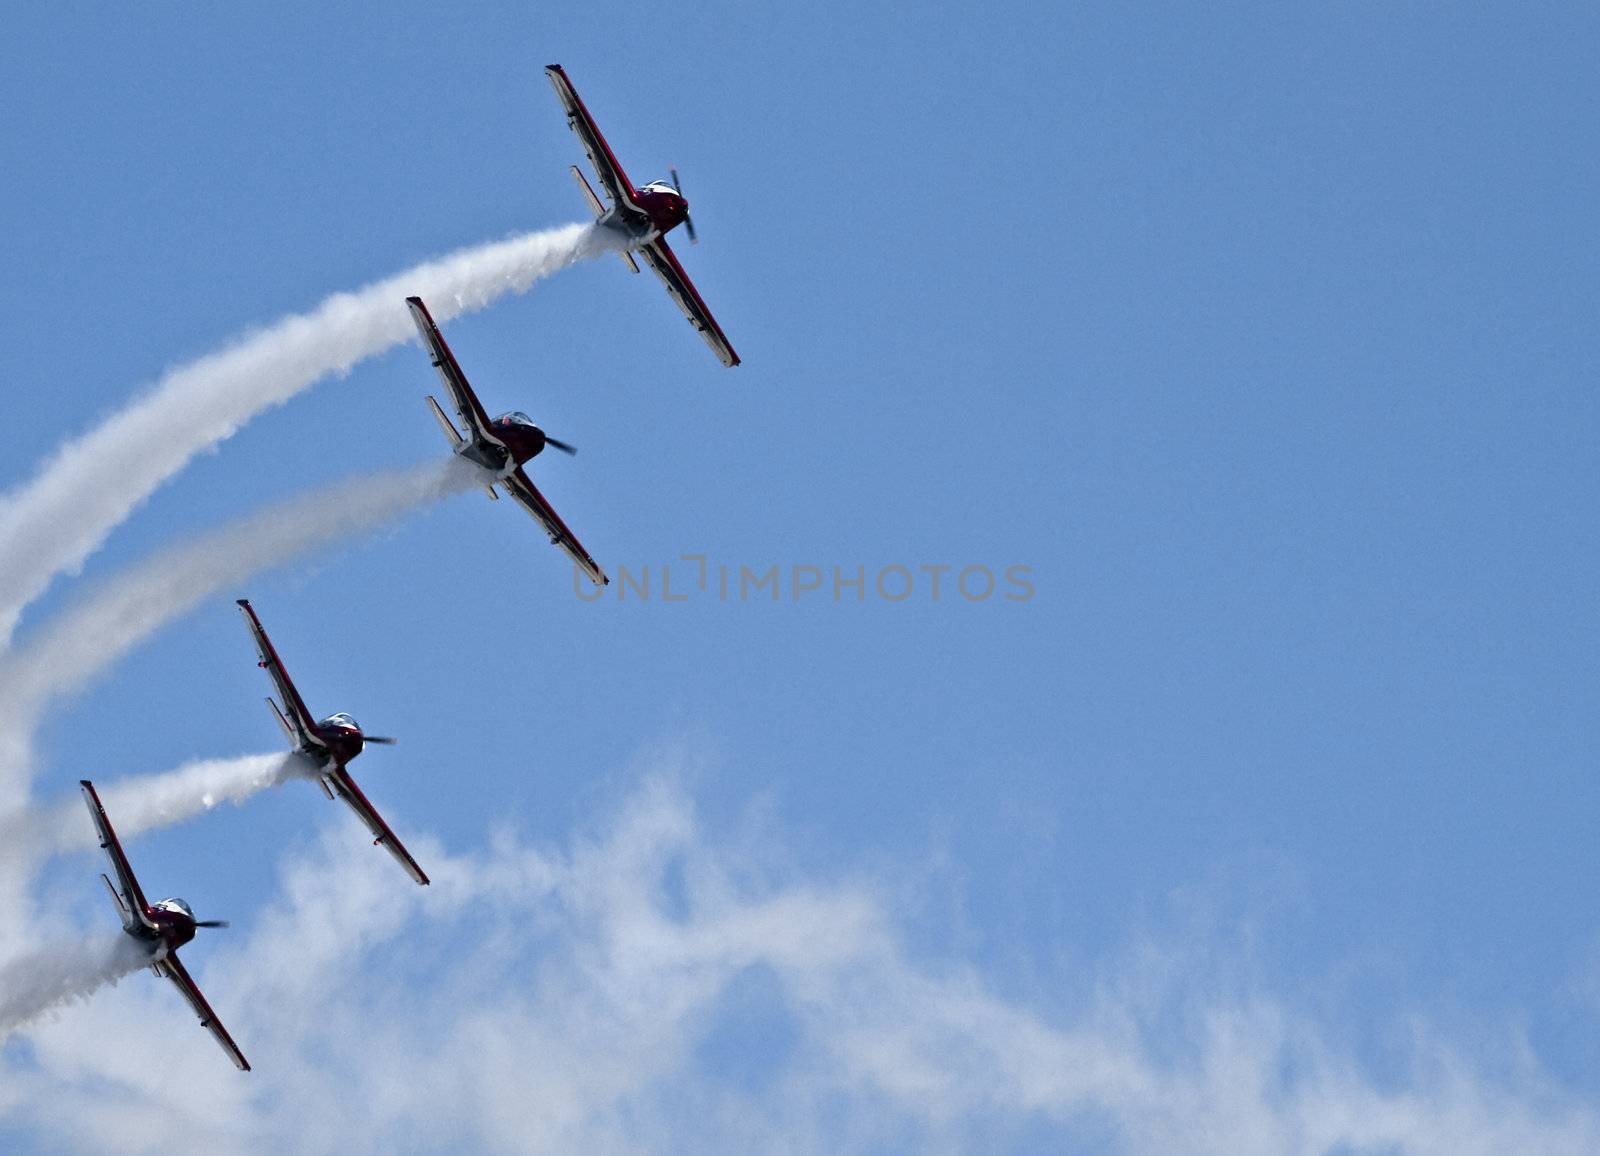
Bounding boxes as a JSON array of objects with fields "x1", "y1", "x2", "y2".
[{"x1": 3, "y1": 761, "x2": 1595, "y2": 1155}]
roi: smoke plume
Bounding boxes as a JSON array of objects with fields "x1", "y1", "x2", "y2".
[
  {"x1": 0, "y1": 934, "x2": 151, "y2": 1036},
  {"x1": 0, "y1": 222, "x2": 608, "y2": 647},
  {"x1": 0, "y1": 753, "x2": 312, "y2": 868},
  {"x1": 0, "y1": 457, "x2": 482, "y2": 791}
]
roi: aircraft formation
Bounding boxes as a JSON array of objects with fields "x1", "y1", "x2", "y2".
[{"x1": 74, "y1": 65, "x2": 738, "y2": 1072}]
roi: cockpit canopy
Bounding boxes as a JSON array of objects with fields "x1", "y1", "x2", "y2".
[
  {"x1": 496, "y1": 411, "x2": 537, "y2": 429},
  {"x1": 157, "y1": 898, "x2": 194, "y2": 919},
  {"x1": 320, "y1": 712, "x2": 360, "y2": 732}
]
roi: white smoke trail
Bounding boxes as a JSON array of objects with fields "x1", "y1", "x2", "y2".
[
  {"x1": 0, "y1": 222, "x2": 609, "y2": 648},
  {"x1": 0, "y1": 456, "x2": 482, "y2": 791},
  {"x1": 89, "y1": 752, "x2": 312, "y2": 843},
  {"x1": 0, "y1": 753, "x2": 312, "y2": 867},
  {"x1": 0, "y1": 933, "x2": 150, "y2": 1035}
]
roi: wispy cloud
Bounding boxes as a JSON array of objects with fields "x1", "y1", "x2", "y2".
[{"x1": 9, "y1": 768, "x2": 1595, "y2": 1155}]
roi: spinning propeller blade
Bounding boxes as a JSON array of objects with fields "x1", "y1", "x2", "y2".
[
  {"x1": 364, "y1": 735, "x2": 398, "y2": 745},
  {"x1": 544, "y1": 436, "x2": 578, "y2": 456},
  {"x1": 670, "y1": 168, "x2": 698, "y2": 244},
  {"x1": 194, "y1": 920, "x2": 230, "y2": 929}
]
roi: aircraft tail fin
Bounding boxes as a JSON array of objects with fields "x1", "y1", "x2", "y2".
[{"x1": 570, "y1": 165, "x2": 639, "y2": 273}]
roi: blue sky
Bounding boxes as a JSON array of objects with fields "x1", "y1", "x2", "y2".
[{"x1": 1, "y1": 5, "x2": 1597, "y2": 1153}]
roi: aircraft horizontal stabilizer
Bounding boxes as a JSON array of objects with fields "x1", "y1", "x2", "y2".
[
  {"x1": 100, "y1": 873, "x2": 131, "y2": 926},
  {"x1": 569, "y1": 164, "x2": 604, "y2": 218},
  {"x1": 426, "y1": 395, "x2": 464, "y2": 447},
  {"x1": 569, "y1": 165, "x2": 639, "y2": 273},
  {"x1": 427, "y1": 396, "x2": 497, "y2": 499},
  {"x1": 265, "y1": 697, "x2": 295, "y2": 746}
]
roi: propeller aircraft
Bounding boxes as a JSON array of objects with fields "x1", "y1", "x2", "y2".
[
  {"x1": 546, "y1": 63, "x2": 741, "y2": 368},
  {"x1": 80, "y1": 779, "x2": 249, "y2": 1071},
  {"x1": 236, "y1": 599, "x2": 430, "y2": 886},
  {"x1": 408, "y1": 295, "x2": 609, "y2": 587}
]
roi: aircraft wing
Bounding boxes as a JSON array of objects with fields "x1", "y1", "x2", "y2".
[
  {"x1": 545, "y1": 64, "x2": 642, "y2": 216},
  {"x1": 640, "y1": 237, "x2": 741, "y2": 367},
  {"x1": 504, "y1": 466, "x2": 609, "y2": 587},
  {"x1": 236, "y1": 599, "x2": 324, "y2": 753},
  {"x1": 159, "y1": 952, "x2": 251, "y2": 1071},
  {"x1": 326, "y1": 764, "x2": 430, "y2": 886},
  {"x1": 406, "y1": 296, "x2": 506, "y2": 455},
  {"x1": 79, "y1": 780, "x2": 157, "y2": 934}
]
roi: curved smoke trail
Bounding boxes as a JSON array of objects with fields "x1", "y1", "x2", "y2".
[
  {"x1": 0, "y1": 456, "x2": 484, "y2": 794},
  {"x1": 0, "y1": 222, "x2": 609, "y2": 648},
  {"x1": 0, "y1": 752, "x2": 312, "y2": 870}
]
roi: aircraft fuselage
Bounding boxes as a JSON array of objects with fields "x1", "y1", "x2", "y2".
[
  {"x1": 489, "y1": 419, "x2": 551, "y2": 468},
  {"x1": 631, "y1": 185, "x2": 690, "y2": 240},
  {"x1": 600, "y1": 184, "x2": 688, "y2": 248},
  {"x1": 130, "y1": 900, "x2": 199, "y2": 959},
  {"x1": 310, "y1": 716, "x2": 366, "y2": 766}
]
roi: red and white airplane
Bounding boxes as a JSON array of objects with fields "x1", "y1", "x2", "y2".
[
  {"x1": 408, "y1": 295, "x2": 609, "y2": 587},
  {"x1": 80, "y1": 779, "x2": 250, "y2": 1071},
  {"x1": 546, "y1": 63, "x2": 741, "y2": 368},
  {"x1": 237, "y1": 598, "x2": 430, "y2": 886}
]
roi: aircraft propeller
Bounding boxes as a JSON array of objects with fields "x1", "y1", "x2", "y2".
[
  {"x1": 544, "y1": 435, "x2": 578, "y2": 456},
  {"x1": 194, "y1": 919, "x2": 230, "y2": 929},
  {"x1": 364, "y1": 735, "x2": 398, "y2": 745},
  {"x1": 670, "y1": 168, "x2": 698, "y2": 244}
]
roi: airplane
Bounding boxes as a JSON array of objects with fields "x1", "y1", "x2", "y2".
[
  {"x1": 80, "y1": 779, "x2": 250, "y2": 1071},
  {"x1": 408, "y1": 294, "x2": 609, "y2": 587},
  {"x1": 236, "y1": 598, "x2": 431, "y2": 886},
  {"x1": 546, "y1": 63, "x2": 741, "y2": 368}
]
